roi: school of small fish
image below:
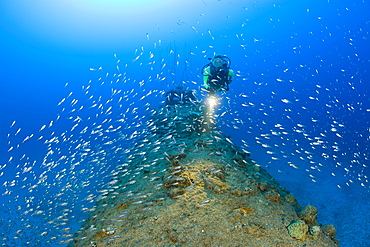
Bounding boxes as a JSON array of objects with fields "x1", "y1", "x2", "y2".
[{"x1": 1, "y1": 1, "x2": 369, "y2": 246}]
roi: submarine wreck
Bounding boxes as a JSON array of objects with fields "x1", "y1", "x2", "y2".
[{"x1": 69, "y1": 90, "x2": 338, "y2": 246}]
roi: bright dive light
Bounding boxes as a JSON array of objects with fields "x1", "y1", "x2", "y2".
[
  {"x1": 207, "y1": 95, "x2": 217, "y2": 108},
  {"x1": 204, "y1": 95, "x2": 218, "y2": 131}
]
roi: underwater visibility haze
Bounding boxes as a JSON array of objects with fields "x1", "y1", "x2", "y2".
[{"x1": 0, "y1": 0, "x2": 369, "y2": 246}]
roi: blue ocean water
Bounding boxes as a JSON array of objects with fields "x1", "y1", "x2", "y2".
[{"x1": 0, "y1": 0, "x2": 369, "y2": 246}]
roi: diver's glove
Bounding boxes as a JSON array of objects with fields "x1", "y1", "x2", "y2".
[{"x1": 204, "y1": 84, "x2": 210, "y2": 90}]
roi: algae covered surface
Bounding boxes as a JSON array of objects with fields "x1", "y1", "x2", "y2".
[{"x1": 69, "y1": 102, "x2": 338, "y2": 247}]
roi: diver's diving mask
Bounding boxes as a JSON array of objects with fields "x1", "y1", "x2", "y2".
[{"x1": 212, "y1": 58, "x2": 224, "y2": 68}]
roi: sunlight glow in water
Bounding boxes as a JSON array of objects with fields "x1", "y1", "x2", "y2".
[
  {"x1": 5, "y1": 0, "x2": 182, "y2": 50},
  {"x1": 80, "y1": 0, "x2": 159, "y2": 8}
]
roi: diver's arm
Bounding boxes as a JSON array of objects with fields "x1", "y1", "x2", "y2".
[
  {"x1": 203, "y1": 67, "x2": 211, "y2": 88},
  {"x1": 228, "y1": 69, "x2": 235, "y2": 83},
  {"x1": 223, "y1": 69, "x2": 234, "y2": 91}
]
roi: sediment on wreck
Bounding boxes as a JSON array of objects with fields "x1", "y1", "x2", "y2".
[{"x1": 69, "y1": 100, "x2": 339, "y2": 247}]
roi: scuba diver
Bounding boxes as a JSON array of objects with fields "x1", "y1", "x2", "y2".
[
  {"x1": 165, "y1": 85, "x2": 197, "y2": 105},
  {"x1": 202, "y1": 54, "x2": 234, "y2": 95}
]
